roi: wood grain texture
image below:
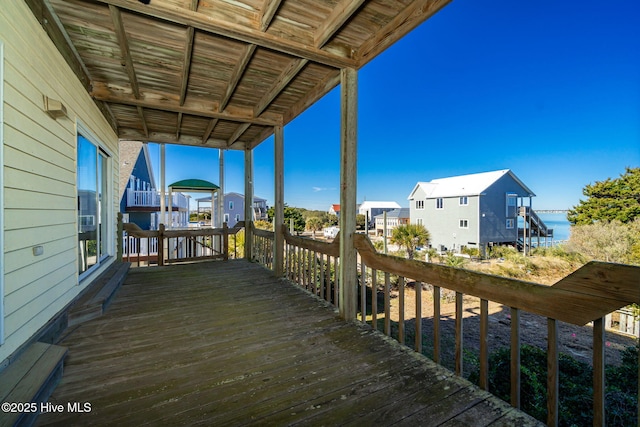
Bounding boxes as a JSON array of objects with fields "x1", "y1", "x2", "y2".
[{"x1": 38, "y1": 261, "x2": 542, "y2": 426}]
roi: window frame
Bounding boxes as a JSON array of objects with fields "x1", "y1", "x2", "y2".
[
  {"x1": 77, "y1": 122, "x2": 113, "y2": 281},
  {"x1": 436, "y1": 198, "x2": 444, "y2": 209},
  {"x1": 415, "y1": 200, "x2": 424, "y2": 210},
  {"x1": 459, "y1": 219, "x2": 469, "y2": 229},
  {"x1": 506, "y1": 218, "x2": 515, "y2": 229},
  {"x1": 459, "y1": 196, "x2": 468, "y2": 206}
]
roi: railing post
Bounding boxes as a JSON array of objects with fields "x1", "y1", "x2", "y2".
[
  {"x1": 117, "y1": 212, "x2": 123, "y2": 262},
  {"x1": 158, "y1": 223, "x2": 165, "y2": 266},
  {"x1": 223, "y1": 222, "x2": 229, "y2": 261},
  {"x1": 547, "y1": 318, "x2": 559, "y2": 427},
  {"x1": 593, "y1": 317, "x2": 605, "y2": 427}
]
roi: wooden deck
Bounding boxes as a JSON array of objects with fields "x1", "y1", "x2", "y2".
[{"x1": 37, "y1": 261, "x2": 541, "y2": 426}]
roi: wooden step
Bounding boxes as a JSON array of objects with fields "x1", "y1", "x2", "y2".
[
  {"x1": 68, "y1": 261, "x2": 129, "y2": 326},
  {"x1": 0, "y1": 342, "x2": 67, "y2": 427}
]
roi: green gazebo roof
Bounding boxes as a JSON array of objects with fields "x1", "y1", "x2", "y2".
[{"x1": 168, "y1": 179, "x2": 220, "y2": 192}]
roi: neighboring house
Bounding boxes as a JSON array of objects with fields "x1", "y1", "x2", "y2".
[
  {"x1": 1, "y1": 2, "x2": 121, "y2": 364},
  {"x1": 374, "y1": 208, "x2": 410, "y2": 236},
  {"x1": 408, "y1": 169, "x2": 551, "y2": 254},
  {"x1": 119, "y1": 141, "x2": 189, "y2": 230},
  {"x1": 358, "y1": 201, "x2": 401, "y2": 227},
  {"x1": 197, "y1": 192, "x2": 268, "y2": 228},
  {"x1": 329, "y1": 204, "x2": 340, "y2": 217}
]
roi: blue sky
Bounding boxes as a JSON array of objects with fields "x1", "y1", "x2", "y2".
[{"x1": 148, "y1": 0, "x2": 639, "y2": 211}]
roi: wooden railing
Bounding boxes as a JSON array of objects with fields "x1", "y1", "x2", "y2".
[
  {"x1": 352, "y1": 233, "x2": 639, "y2": 427},
  {"x1": 122, "y1": 222, "x2": 244, "y2": 266},
  {"x1": 286, "y1": 231, "x2": 340, "y2": 305}
]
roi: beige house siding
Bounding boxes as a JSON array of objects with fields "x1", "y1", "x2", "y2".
[{"x1": 1, "y1": 2, "x2": 119, "y2": 362}]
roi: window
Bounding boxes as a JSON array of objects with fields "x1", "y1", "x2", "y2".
[
  {"x1": 416, "y1": 200, "x2": 424, "y2": 210},
  {"x1": 436, "y1": 198, "x2": 444, "y2": 209},
  {"x1": 459, "y1": 196, "x2": 468, "y2": 206},
  {"x1": 229, "y1": 201, "x2": 234, "y2": 210},
  {"x1": 224, "y1": 213, "x2": 229, "y2": 223},
  {"x1": 235, "y1": 214, "x2": 240, "y2": 222},
  {"x1": 506, "y1": 193, "x2": 517, "y2": 217},
  {"x1": 459, "y1": 219, "x2": 469, "y2": 229},
  {"x1": 77, "y1": 128, "x2": 111, "y2": 277},
  {"x1": 506, "y1": 218, "x2": 515, "y2": 229},
  {"x1": 416, "y1": 218, "x2": 423, "y2": 226}
]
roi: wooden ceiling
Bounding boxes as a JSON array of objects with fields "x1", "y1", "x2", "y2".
[{"x1": 26, "y1": 0, "x2": 450, "y2": 150}]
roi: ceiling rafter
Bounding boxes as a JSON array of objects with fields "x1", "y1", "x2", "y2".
[
  {"x1": 90, "y1": 88, "x2": 281, "y2": 126},
  {"x1": 202, "y1": 118, "x2": 219, "y2": 144},
  {"x1": 137, "y1": 106, "x2": 149, "y2": 137},
  {"x1": 109, "y1": 5, "x2": 140, "y2": 98},
  {"x1": 227, "y1": 123, "x2": 251, "y2": 147},
  {"x1": 260, "y1": 0, "x2": 283, "y2": 31},
  {"x1": 219, "y1": 44, "x2": 256, "y2": 113},
  {"x1": 254, "y1": 58, "x2": 308, "y2": 116},
  {"x1": 357, "y1": 0, "x2": 451, "y2": 65},
  {"x1": 176, "y1": 112, "x2": 183, "y2": 139},
  {"x1": 314, "y1": 0, "x2": 367, "y2": 48},
  {"x1": 92, "y1": 0, "x2": 356, "y2": 68},
  {"x1": 178, "y1": 0, "x2": 199, "y2": 106}
]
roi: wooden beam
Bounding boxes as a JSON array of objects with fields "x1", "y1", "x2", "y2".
[
  {"x1": 254, "y1": 58, "x2": 308, "y2": 116},
  {"x1": 93, "y1": 0, "x2": 355, "y2": 68},
  {"x1": 179, "y1": 26, "x2": 195, "y2": 106},
  {"x1": 357, "y1": 0, "x2": 451, "y2": 66},
  {"x1": 25, "y1": 0, "x2": 91, "y2": 90},
  {"x1": 227, "y1": 123, "x2": 251, "y2": 147},
  {"x1": 274, "y1": 125, "x2": 284, "y2": 276},
  {"x1": 118, "y1": 129, "x2": 228, "y2": 147},
  {"x1": 109, "y1": 5, "x2": 140, "y2": 99},
  {"x1": 314, "y1": 0, "x2": 366, "y2": 48},
  {"x1": 283, "y1": 70, "x2": 340, "y2": 123},
  {"x1": 202, "y1": 118, "x2": 218, "y2": 144},
  {"x1": 176, "y1": 112, "x2": 183, "y2": 139},
  {"x1": 137, "y1": 106, "x2": 149, "y2": 137},
  {"x1": 244, "y1": 148, "x2": 254, "y2": 260},
  {"x1": 260, "y1": 0, "x2": 283, "y2": 31},
  {"x1": 339, "y1": 67, "x2": 358, "y2": 321},
  {"x1": 219, "y1": 44, "x2": 256, "y2": 113},
  {"x1": 90, "y1": 86, "x2": 280, "y2": 126}
]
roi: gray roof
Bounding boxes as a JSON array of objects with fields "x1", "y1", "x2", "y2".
[
  {"x1": 408, "y1": 169, "x2": 535, "y2": 199},
  {"x1": 374, "y1": 208, "x2": 410, "y2": 219}
]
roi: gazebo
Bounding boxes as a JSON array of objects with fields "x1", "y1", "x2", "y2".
[{"x1": 166, "y1": 179, "x2": 221, "y2": 228}]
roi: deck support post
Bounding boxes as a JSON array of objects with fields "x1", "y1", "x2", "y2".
[
  {"x1": 244, "y1": 147, "x2": 254, "y2": 260},
  {"x1": 218, "y1": 149, "x2": 225, "y2": 228},
  {"x1": 339, "y1": 67, "x2": 358, "y2": 321},
  {"x1": 160, "y1": 143, "x2": 166, "y2": 226},
  {"x1": 274, "y1": 125, "x2": 285, "y2": 276}
]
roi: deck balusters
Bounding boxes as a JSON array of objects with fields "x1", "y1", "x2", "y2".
[
  {"x1": 510, "y1": 307, "x2": 521, "y2": 408},
  {"x1": 433, "y1": 285, "x2": 441, "y2": 364},
  {"x1": 455, "y1": 292, "x2": 463, "y2": 376}
]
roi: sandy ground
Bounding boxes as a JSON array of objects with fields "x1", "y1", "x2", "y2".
[{"x1": 382, "y1": 286, "x2": 637, "y2": 371}]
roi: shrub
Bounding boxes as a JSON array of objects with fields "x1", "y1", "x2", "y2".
[{"x1": 467, "y1": 345, "x2": 639, "y2": 426}]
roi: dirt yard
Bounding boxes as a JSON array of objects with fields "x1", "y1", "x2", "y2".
[{"x1": 383, "y1": 286, "x2": 638, "y2": 371}]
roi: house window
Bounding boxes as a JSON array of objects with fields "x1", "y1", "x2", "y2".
[
  {"x1": 459, "y1": 219, "x2": 469, "y2": 229},
  {"x1": 416, "y1": 218, "x2": 423, "y2": 226},
  {"x1": 436, "y1": 198, "x2": 444, "y2": 209},
  {"x1": 416, "y1": 200, "x2": 424, "y2": 210},
  {"x1": 77, "y1": 128, "x2": 111, "y2": 277},
  {"x1": 506, "y1": 194, "x2": 517, "y2": 217},
  {"x1": 506, "y1": 218, "x2": 515, "y2": 229},
  {"x1": 459, "y1": 196, "x2": 468, "y2": 206},
  {"x1": 229, "y1": 201, "x2": 234, "y2": 210},
  {"x1": 224, "y1": 213, "x2": 229, "y2": 223},
  {"x1": 235, "y1": 214, "x2": 240, "y2": 222}
]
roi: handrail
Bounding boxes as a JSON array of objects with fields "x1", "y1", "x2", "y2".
[
  {"x1": 122, "y1": 222, "x2": 244, "y2": 266},
  {"x1": 351, "y1": 233, "x2": 639, "y2": 426},
  {"x1": 353, "y1": 234, "x2": 638, "y2": 325}
]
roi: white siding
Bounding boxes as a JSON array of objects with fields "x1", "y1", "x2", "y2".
[{"x1": 0, "y1": 2, "x2": 119, "y2": 362}]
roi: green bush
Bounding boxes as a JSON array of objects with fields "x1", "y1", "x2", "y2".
[{"x1": 467, "y1": 345, "x2": 638, "y2": 426}]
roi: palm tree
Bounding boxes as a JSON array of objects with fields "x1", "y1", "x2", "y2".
[
  {"x1": 390, "y1": 224, "x2": 431, "y2": 260},
  {"x1": 305, "y1": 217, "x2": 323, "y2": 237}
]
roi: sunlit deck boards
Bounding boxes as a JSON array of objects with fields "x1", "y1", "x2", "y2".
[{"x1": 37, "y1": 261, "x2": 540, "y2": 426}]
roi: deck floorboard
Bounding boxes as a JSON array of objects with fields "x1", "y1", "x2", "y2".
[{"x1": 37, "y1": 260, "x2": 541, "y2": 426}]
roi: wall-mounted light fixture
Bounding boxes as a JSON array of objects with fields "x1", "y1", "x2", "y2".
[{"x1": 43, "y1": 95, "x2": 67, "y2": 119}]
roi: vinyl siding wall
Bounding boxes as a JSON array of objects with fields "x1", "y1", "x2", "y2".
[{"x1": 1, "y1": 2, "x2": 119, "y2": 362}]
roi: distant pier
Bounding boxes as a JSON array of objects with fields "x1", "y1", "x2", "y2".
[{"x1": 536, "y1": 209, "x2": 569, "y2": 214}]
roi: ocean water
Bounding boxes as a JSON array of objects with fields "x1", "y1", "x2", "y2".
[{"x1": 536, "y1": 212, "x2": 571, "y2": 242}]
